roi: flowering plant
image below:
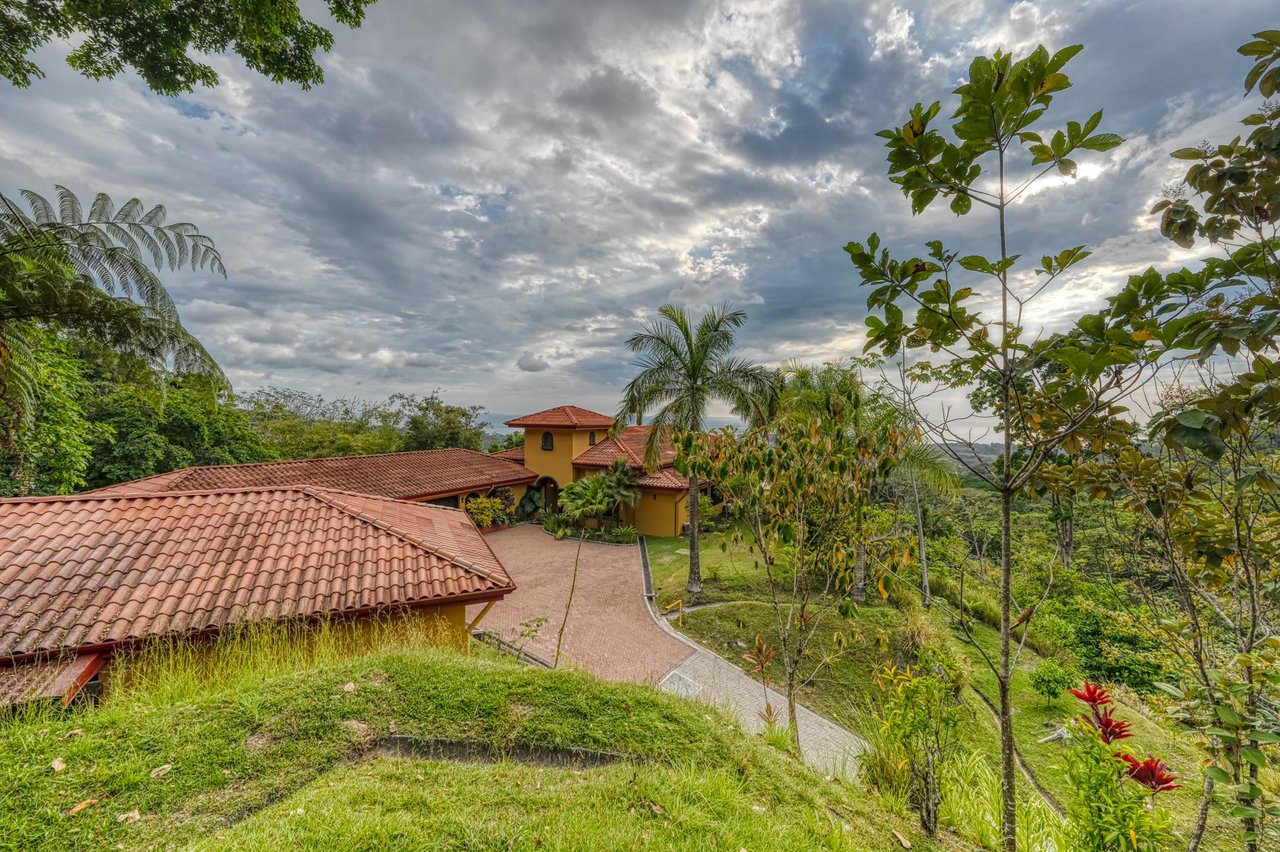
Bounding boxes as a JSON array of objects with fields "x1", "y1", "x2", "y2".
[{"x1": 1062, "y1": 682, "x2": 1175, "y2": 851}]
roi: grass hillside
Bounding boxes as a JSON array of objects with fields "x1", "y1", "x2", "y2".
[
  {"x1": 679, "y1": 600, "x2": 1241, "y2": 850},
  {"x1": 0, "y1": 647, "x2": 944, "y2": 851}
]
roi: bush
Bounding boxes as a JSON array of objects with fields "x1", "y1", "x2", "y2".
[
  {"x1": 464, "y1": 495, "x2": 507, "y2": 527},
  {"x1": 542, "y1": 512, "x2": 568, "y2": 535},
  {"x1": 1029, "y1": 659, "x2": 1078, "y2": 706}
]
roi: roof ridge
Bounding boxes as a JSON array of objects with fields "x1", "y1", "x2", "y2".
[
  {"x1": 85, "y1": 446, "x2": 506, "y2": 492},
  {"x1": 297, "y1": 487, "x2": 504, "y2": 585}
]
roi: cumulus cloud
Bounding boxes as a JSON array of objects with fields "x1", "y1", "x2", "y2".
[
  {"x1": 517, "y1": 352, "x2": 551, "y2": 372},
  {"x1": 0, "y1": 0, "x2": 1272, "y2": 419}
]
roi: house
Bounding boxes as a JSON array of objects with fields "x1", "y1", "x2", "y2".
[
  {"x1": 89, "y1": 447, "x2": 538, "y2": 510},
  {"x1": 0, "y1": 486, "x2": 515, "y2": 708},
  {"x1": 499, "y1": 405, "x2": 705, "y2": 537}
]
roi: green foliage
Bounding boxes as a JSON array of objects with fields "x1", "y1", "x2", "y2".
[
  {"x1": 0, "y1": 0, "x2": 376, "y2": 93},
  {"x1": 1, "y1": 187, "x2": 225, "y2": 448},
  {"x1": 515, "y1": 488, "x2": 544, "y2": 521},
  {"x1": 939, "y1": 752, "x2": 1069, "y2": 851},
  {"x1": 395, "y1": 391, "x2": 486, "y2": 452},
  {"x1": 1029, "y1": 660, "x2": 1077, "y2": 706},
  {"x1": 242, "y1": 387, "x2": 404, "y2": 459},
  {"x1": 541, "y1": 513, "x2": 568, "y2": 536},
  {"x1": 0, "y1": 330, "x2": 105, "y2": 495},
  {"x1": 463, "y1": 495, "x2": 507, "y2": 528},
  {"x1": 870, "y1": 654, "x2": 965, "y2": 836},
  {"x1": 84, "y1": 381, "x2": 275, "y2": 488},
  {"x1": 489, "y1": 431, "x2": 524, "y2": 451},
  {"x1": 1063, "y1": 724, "x2": 1174, "y2": 851}
]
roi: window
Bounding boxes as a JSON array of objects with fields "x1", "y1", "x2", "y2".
[
  {"x1": 588, "y1": 431, "x2": 597, "y2": 446},
  {"x1": 541, "y1": 431, "x2": 554, "y2": 451}
]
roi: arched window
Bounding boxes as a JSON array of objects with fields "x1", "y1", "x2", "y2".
[
  {"x1": 541, "y1": 431, "x2": 554, "y2": 451},
  {"x1": 588, "y1": 431, "x2": 597, "y2": 446}
]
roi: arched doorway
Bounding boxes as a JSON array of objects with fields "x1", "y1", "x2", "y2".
[{"x1": 534, "y1": 476, "x2": 559, "y2": 514}]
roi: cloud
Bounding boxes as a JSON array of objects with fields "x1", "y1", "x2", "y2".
[
  {"x1": 0, "y1": 0, "x2": 1273, "y2": 422},
  {"x1": 517, "y1": 352, "x2": 551, "y2": 372}
]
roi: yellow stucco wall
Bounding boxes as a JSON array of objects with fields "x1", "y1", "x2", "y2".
[
  {"x1": 521, "y1": 427, "x2": 595, "y2": 486},
  {"x1": 632, "y1": 489, "x2": 688, "y2": 538}
]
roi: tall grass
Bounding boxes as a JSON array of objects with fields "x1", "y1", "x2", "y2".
[
  {"x1": 105, "y1": 610, "x2": 457, "y2": 708},
  {"x1": 939, "y1": 752, "x2": 1069, "y2": 851}
]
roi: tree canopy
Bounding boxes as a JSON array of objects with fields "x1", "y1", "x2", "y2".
[{"x1": 1, "y1": 0, "x2": 377, "y2": 94}]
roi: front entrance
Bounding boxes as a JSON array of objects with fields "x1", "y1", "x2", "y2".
[{"x1": 535, "y1": 476, "x2": 559, "y2": 514}]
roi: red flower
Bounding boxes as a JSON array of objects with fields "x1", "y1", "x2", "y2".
[
  {"x1": 1070, "y1": 681, "x2": 1111, "y2": 707},
  {"x1": 1081, "y1": 706, "x2": 1133, "y2": 744},
  {"x1": 1119, "y1": 754, "x2": 1182, "y2": 793}
]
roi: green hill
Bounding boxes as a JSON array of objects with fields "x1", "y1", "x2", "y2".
[{"x1": 0, "y1": 648, "x2": 943, "y2": 851}]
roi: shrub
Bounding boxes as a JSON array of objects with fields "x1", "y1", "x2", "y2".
[
  {"x1": 464, "y1": 495, "x2": 506, "y2": 527},
  {"x1": 541, "y1": 512, "x2": 568, "y2": 535},
  {"x1": 516, "y1": 488, "x2": 544, "y2": 521},
  {"x1": 1029, "y1": 659, "x2": 1078, "y2": 706}
]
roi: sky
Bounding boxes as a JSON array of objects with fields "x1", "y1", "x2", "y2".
[{"x1": 0, "y1": 0, "x2": 1272, "y2": 427}]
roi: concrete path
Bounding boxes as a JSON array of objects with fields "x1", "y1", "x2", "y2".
[
  {"x1": 644, "y1": 589, "x2": 866, "y2": 778},
  {"x1": 473, "y1": 526, "x2": 865, "y2": 777}
]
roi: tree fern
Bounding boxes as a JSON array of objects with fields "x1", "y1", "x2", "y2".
[{"x1": 0, "y1": 186, "x2": 225, "y2": 449}]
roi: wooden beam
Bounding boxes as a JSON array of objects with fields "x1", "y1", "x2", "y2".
[{"x1": 466, "y1": 600, "x2": 497, "y2": 634}]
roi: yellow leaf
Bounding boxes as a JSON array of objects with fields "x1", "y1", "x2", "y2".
[
  {"x1": 1131, "y1": 329, "x2": 1153, "y2": 342},
  {"x1": 1130, "y1": 829, "x2": 1138, "y2": 849},
  {"x1": 878, "y1": 576, "x2": 889, "y2": 600}
]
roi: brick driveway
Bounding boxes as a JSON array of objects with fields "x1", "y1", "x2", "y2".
[{"x1": 468, "y1": 525, "x2": 692, "y2": 684}]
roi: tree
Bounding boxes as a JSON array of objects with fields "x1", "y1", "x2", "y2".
[
  {"x1": 1028, "y1": 659, "x2": 1077, "y2": 707},
  {"x1": 682, "y1": 387, "x2": 908, "y2": 749},
  {"x1": 598, "y1": 460, "x2": 641, "y2": 525},
  {"x1": 242, "y1": 387, "x2": 404, "y2": 459},
  {"x1": 489, "y1": 431, "x2": 524, "y2": 452},
  {"x1": 1, "y1": 186, "x2": 224, "y2": 457},
  {"x1": 846, "y1": 46, "x2": 1179, "y2": 850},
  {"x1": 0, "y1": 328, "x2": 104, "y2": 495},
  {"x1": 619, "y1": 304, "x2": 776, "y2": 596},
  {"x1": 85, "y1": 379, "x2": 275, "y2": 488},
  {"x1": 1, "y1": 0, "x2": 376, "y2": 94},
  {"x1": 393, "y1": 391, "x2": 486, "y2": 452}
]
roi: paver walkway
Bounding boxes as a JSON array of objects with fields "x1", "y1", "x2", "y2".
[
  {"x1": 471, "y1": 525, "x2": 865, "y2": 777},
  {"x1": 471, "y1": 526, "x2": 693, "y2": 683}
]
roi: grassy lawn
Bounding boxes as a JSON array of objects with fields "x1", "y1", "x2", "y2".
[
  {"x1": 0, "y1": 646, "x2": 943, "y2": 851},
  {"x1": 647, "y1": 529, "x2": 772, "y2": 610}
]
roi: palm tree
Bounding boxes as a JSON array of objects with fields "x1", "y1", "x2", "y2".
[
  {"x1": 618, "y1": 304, "x2": 776, "y2": 596},
  {"x1": 599, "y1": 460, "x2": 641, "y2": 526},
  {"x1": 0, "y1": 186, "x2": 224, "y2": 448}
]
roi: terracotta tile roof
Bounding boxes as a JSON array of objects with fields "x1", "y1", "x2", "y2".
[
  {"x1": 636, "y1": 467, "x2": 695, "y2": 492},
  {"x1": 0, "y1": 487, "x2": 514, "y2": 663},
  {"x1": 490, "y1": 446, "x2": 525, "y2": 463},
  {"x1": 573, "y1": 425, "x2": 678, "y2": 469},
  {"x1": 504, "y1": 405, "x2": 615, "y2": 430},
  {"x1": 87, "y1": 448, "x2": 536, "y2": 501},
  {"x1": 0, "y1": 653, "x2": 103, "y2": 707}
]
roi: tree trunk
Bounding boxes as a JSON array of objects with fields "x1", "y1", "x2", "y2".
[
  {"x1": 853, "y1": 510, "x2": 867, "y2": 603},
  {"x1": 921, "y1": 751, "x2": 940, "y2": 837},
  {"x1": 1000, "y1": 486, "x2": 1017, "y2": 852},
  {"x1": 786, "y1": 668, "x2": 801, "y2": 752},
  {"x1": 1187, "y1": 775, "x2": 1214, "y2": 852},
  {"x1": 686, "y1": 474, "x2": 702, "y2": 596},
  {"x1": 913, "y1": 476, "x2": 931, "y2": 607}
]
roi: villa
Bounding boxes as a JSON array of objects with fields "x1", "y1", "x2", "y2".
[
  {"x1": 0, "y1": 486, "x2": 514, "y2": 708},
  {"x1": 498, "y1": 405, "x2": 705, "y2": 538}
]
